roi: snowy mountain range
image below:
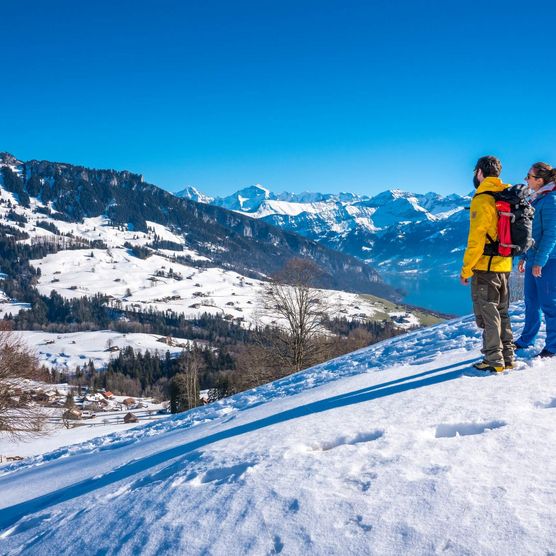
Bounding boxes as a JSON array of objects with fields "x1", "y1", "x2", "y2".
[
  {"x1": 175, "y1": 184, "x2": 366, "y2": 209},
  {"x1": 0, "y1": 152, "x2": 397, "y2": 299},
  {"x1": 1, "y1": 302, "x2": 554, "y2": 554},
  {"x1": 0, "y1": 152, "x2": 443, "y2": 374},
  {"x1": 176, "y1": 184, "x2": 473, "y2": 276}
]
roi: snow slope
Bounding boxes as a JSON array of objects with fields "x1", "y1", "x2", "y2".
[
  {"x1": 15, "y1": 331, "x2": 194, "y2": 372},
  {"x1": 0, "y1": 303, "x2": 555, "y2": 555},
  {"x1": 31, "y1": 248, "x2": 422, "y2": 331}
]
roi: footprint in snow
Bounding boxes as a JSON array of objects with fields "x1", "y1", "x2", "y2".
[
  {"x1": 198, "y1": 462, "x2": 256, "y2": 485},
  {"x1": 0, "y1": 512, "x2": 55, "y2": 539},
  {"x1": 346, "y1": 471, "x2": 378, "y2": 493},
  {"x1": 349, "y1": 514, "x2": 373, "y2": 532},
  {"x1": 111, "y1": 451, "x2": 204, "y2": 495},
  {"x1": 221, "y1": 415, "x2": 236, "y2": 424},
  {"x1": 535, "y1": 397, "x2": 556, "y2": 409},
  {"x1": 490, "y1": 486, "x2": 507, "y2": 499},
  {"x1": 269, "y1": 535, "x2": 284, "y2": 554},
  {"x1": 310, "y1": 430, "x2": 384, "y2": 452},
  {"x1": 288, "y1": 499, "x2": 300, "y2": 513},
  {"x1": 435, "y1": 420, "x2": 506, "y2": 438},
  {"x1": 423, "y1": 464, "x2": 450, "y2": 476}
]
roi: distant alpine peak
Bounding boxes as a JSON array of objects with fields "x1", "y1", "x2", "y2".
[
  {"x1": 0, "y1": 152, "x2": 22, "y2": 167},
  {"x1": 238, "y1": 184, "x2": 272, "y2": 197},
  {"x1": 207, "y1": 184, "x2": 469, "y2": 226},
  {"x1": 389, "y1": 188, "x2": 406, "y2": 198},
  {"x1": 213, "y1": 184, "x2": 275, "y2": 212},
  {"x1": 275, "y1": 191, "x2": 369, "y2": 204},
  {"x1": 369, "y1": 189, "x2": 415, "y2": 203},
  {"x1": 337, "y1": 191, "x2": 368, "y2": 202},
  {"x1": 174, "y1": 185, "x2": 214, "y2": 204}
]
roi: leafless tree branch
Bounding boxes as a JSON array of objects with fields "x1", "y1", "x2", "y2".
[{"x1": 0, "y1": 322, "x2": 49, "y2": 438}]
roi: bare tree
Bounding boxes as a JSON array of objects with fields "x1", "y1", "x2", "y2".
[
  {"x1": 231, "y1": 342, "x2": 281, "y2": 392},
  {"x1": 259, "y1": 258, "x2": 332, "y2": 374},
  {"x1": 184, "y1": 348, "x2": 201, "y2": 409},
  {"x1": 0, "y1": 323, "x2": 48, "y2": 437},
  {"x1": 170, "y1": 346, "x2": 203, "y2": 413}
]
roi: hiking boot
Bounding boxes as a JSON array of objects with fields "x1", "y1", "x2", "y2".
[
  {"x1": 537, "y1": 349, "x2": 556, "y2": 358},
  {"x1": 504, "y1": 360, "x2": 515, "y2": 370},
  {"x1": 473, "y1": 361, "x2": 505, "y2": 373}
]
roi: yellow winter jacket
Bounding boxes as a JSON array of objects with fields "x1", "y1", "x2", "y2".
[{"x1": 460, "y1": 177, "x2": 513, "y2": 279}]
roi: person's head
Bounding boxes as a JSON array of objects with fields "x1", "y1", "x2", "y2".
[
  {"x1": 473, "y1": 156, "x2": 502, "y2": 188},
  {"x1": 526, "y1": 162, "x2": 556, "y2": 192}
]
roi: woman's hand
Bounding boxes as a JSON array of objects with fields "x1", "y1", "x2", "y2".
[
  {"x1": 518, "y1": 260, "x2": 526, "y2": 273},
  {"x1": 532, "y1": 265, "x2": 543, "y2": 278}
]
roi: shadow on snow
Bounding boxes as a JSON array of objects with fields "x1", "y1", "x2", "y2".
[{"x1": 0, "y1": 358, "x2": 477, "y2": 533}]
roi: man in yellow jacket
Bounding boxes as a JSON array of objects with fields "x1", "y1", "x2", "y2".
[{"x1": 460, "y1": 156, "x2": 514, "y2": 372}]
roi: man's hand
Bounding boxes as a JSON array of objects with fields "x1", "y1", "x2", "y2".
[
  {"x1": 532, "y1": 265, "x2": 542, "y2": 278},
  {"x1": 518, "y1": 259, "x2": 526, "y2": 273},
  {"x1": 460, "y1": 275, "x2": 469, "y2": 286}
]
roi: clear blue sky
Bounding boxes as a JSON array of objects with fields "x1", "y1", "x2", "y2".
[{"x1": 1, "y1": 0, "x2": 555, "y2": 197}]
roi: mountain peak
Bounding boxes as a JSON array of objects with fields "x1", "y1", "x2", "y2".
[
  {"x1": 0, "y1": 152, "x2": 21, "y2": 167},
  {"x1": 174, "y1": 186, "x2": 213, "y2": 204},
  {"x1": 214, "y1": 184, "x2": 274, "y2": 212},
  {"x1": 239, "y1": 184, "x2": 271, "y2": 196}
]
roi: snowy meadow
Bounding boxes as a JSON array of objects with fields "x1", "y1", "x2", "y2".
[{"x1": 0, "y1": 302, "x2": 554, "y2": 555}]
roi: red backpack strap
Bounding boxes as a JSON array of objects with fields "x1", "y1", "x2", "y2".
[{"x1": 495, "y1": 200, "x2": 512, "y2": 256}]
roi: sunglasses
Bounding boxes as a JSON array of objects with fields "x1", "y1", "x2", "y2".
[{"x1": 526, "y1": 173, "x2": 540, "y2": 180}]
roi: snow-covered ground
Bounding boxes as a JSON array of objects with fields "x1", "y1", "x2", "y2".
[
  {"x1": 0, "y1": 409, "x2": 166, "y2": 464},
  {"x1": 0, "y1": 290, "x2": 30, "y2": 319},
  {"x1": 14, "y1": 330, "x2": 193, "y2": 372},
  {"x1": 0, "y1": 302, "x2": 31, "y2": 319},
  {"x1": 31, "y1": 248, "x2": 420, "y2": 330},
  {"x1": 0, "y1": 382, "x2": 167, "y2": 462},
  {"x1": 0, "y1": 302, "x2": 554, "y2": 555},
  {"x1": 0, "y1": 421, "x2": 144, "y2": 462},
  {"x1": 0, "y1": 182, "x2": 202, "y2": 259}
]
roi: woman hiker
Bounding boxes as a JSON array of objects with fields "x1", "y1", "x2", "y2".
[{"x1": 515, "y1": 162, "x2": 556, "y2": 358}]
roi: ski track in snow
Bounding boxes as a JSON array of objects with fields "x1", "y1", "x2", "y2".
[{"x1": 0, "y1": 302, "x2": 555, "y2": 555}]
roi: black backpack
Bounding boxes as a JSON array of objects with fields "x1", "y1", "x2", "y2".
[{"x1": 476, "y1": 184, "x2": 534, "y2": 258}]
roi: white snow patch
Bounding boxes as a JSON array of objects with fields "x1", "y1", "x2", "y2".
[{"x1": 0, "y1": 303, "x2": 554, "y2": 555}]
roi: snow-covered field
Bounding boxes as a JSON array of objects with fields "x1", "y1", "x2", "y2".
[
  {"x1": 0, "y1": 382, "x2": 167, "y2": 462},
  {"x1": 0, "y1": 421, "x2": 144, "y2": 462},
  {"x1": 14, "y1": 330, "x2": 193, "y2": 372},
  {"x1": 0, "y1": 292, "x2": 30, "y2": 319},
  {"x1": 0, "y1": 182, "x2": 202, "y2": 259},
  {"x1": 0, "y1": 302, "x2": 554, "y2": 555},
  {"x1": 31, "y1": 248, "x2": 419, "y2": 329},
  {"x1": 0, "y1": 410, "x2": 166, "y2": 464}
]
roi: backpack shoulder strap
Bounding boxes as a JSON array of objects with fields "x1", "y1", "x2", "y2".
[{"x1": 473, "y1": 191, "x2": 499, "y2": 265}]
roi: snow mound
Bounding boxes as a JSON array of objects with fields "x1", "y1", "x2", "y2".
[{"x1": 0, "y1": 302, "x2": 555, "y2": 555}]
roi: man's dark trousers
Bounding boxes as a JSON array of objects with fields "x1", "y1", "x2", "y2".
[{"x1": 471, "y1": 270, "x2": 513, "y2": 367}]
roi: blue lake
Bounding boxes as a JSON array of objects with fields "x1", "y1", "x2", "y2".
[{"x1": 382, "y1": 274, "x2": 472, "y2": 317}]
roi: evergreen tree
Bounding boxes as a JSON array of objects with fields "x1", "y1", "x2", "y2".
[{"x1": 64, "y1": 391, "x2": 75, "y2": 409}]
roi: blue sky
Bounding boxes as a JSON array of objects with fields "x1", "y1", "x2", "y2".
[{"x1": 1, "y1": 0, "x2": 556, "y2": 197}]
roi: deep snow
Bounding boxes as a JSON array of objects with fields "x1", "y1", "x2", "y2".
[{"x1": 0, "y1": 302, "x2": 555, "y2": 555}]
